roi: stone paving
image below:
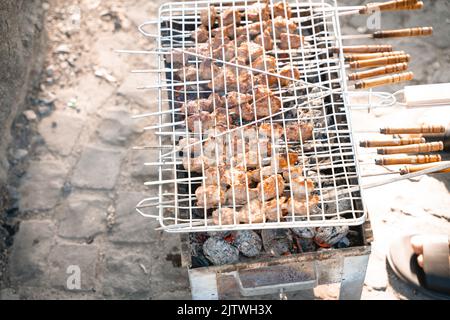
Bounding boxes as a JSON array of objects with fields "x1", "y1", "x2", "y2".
[{"x1": 1, "y1": 0, "x2": 449, "y2": 300}]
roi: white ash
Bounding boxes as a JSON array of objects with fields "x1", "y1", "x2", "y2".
[
  {"x1": 203, "y1": 237, "x2": 239, "y2": 266},
  {"x1": 261, "y1": 229, "x2": 292, "y2": 256},
  {"x1": 232, "y1": 230, "x2": 262, "y2": 257}
]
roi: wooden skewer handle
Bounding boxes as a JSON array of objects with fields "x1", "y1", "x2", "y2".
[
  {"x1": 360, "y1": 137, "x2": 425, "y2": 147},
  {"x1": 375, "y1": 154, "x2": 441, "y2": 165},
  {"x1": 359, "y1": 0, "x2": 422, "y2": 14},
  {"x1": 377, "y1": 142, "x2": 443, "y2": 155},
  {"x1": 354, "y1": 71, "x2": 413, "y2": 89},
  {"x1": 350, "y1": 54, "x2": 410, "y2": 69},
  {"x1": 400, "y1": 162, "x2": 450, "y2": 175},
  {"x1": 373, "y1": 27, "x2": 433, "y2": 38},
  {"x1": 349, "y1": 63, "x2": 408, "y2": 81},
  {"x1": 345, "y1": 51, "x2": 405, "y2": 62},
  {"x1": 380, "y1": 125, "x2": 446, "y2": 134},
  {"x1": 334, "y1": 45, "x2": 393, "y2": 53}
]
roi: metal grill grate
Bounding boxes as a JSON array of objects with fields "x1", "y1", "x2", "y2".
[{"x1": 136, "y1": 0, "x2": 367, "y2": 233}]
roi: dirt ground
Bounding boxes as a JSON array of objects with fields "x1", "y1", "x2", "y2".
[{"x1": 0, "y1": 0, "x2": 449, "y2": 300}]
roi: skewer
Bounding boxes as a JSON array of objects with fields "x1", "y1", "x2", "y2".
[
  {"x1": 333, "y1": 45, "x2": 393, "y2": 53},
  {"x1": 377, "y1": 142, "x2": 444, "y2": 155},
  {"x1": 360, "y1": 137, "x2": 425, "y2": 147},
  {"x1": 354, "y1": 71, "x2": 414, "y2": 89},
  {"x1": 358, "y1": 0, "x2": 424, "y2": 15},
  {"x1": 348, "y1": 63, "x2": 408, "y2": 81},
  {"x1": 375, "y1": 154, "x2": 442, "y2": 165},
  {"x1": 380, "y1": 125, "x2": 446, "y2": 135},
  {"x1": 344, "y1": 51, "x2": 406, "y2": 62},
  {"x1": 349, "y1": 54, "x2": 410, "y2": 69},
  {"x1": 400, "y1": 162, "x2": 450, "y2": 175}
]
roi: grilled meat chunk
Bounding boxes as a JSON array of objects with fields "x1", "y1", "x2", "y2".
[
  {"x1": 238, "y1": 199, "x2": 264, "y2": 223},
  {"x1": 237, "y1": 41, "x2": 264, "y2": 63},
  {"x1": 220, "y1": 8, "x2": 241, "y2": 26},
  {"x1": 273, "y1": 1, "x2": 293, "y2": 19},
  {"x1": 196, "y1": 184, "x2": 226, "y2": 209},
  {"x1": 180, "y1": 99, "x2": 213, "y2": 115},
  {"x1": 213, "y1": 41, "x2": 236, "y2": 61},
  {"x1": 254, "y1": 29, "x2": 274, "y2": 50},
  {"x1": 263, "y1": 196, "x2": 287, "y2": 221},
  {"x1": 201, "y1": 5, "x2": 217, "y2": 28},
  {"x1": 285, "y1": 122, "x2": 314, "y2": 142},
  {"x1": 257, "y1": 174, "x2": 285, "y2": 202},
  {"x1": 279, "y1": 65, "x2": 301, "y2": 86},
  {"x1": 272, "y1": 16, "x2": 297, "y2": 37},
  {"x1": 282, "y1": 165, "x2": 304, "y2": 181},
  {"x1": 226, "y1": 184, "x2": 259, "y2": 205},
  {"x1": 284, "y1": 195, "x2": 320, "y2": 216},
  {"x1": 212, "y1": 207, "x2": 236, "y2": 225},
  {"x1": 192, "y1": 25, "x2": 210, "y2": 43},
  {"x1": 254, "y1": 86, "x2": 282, "y2": 118},
  {"x1": 259, "y1": 122, "x2": 283, "y2": 139},
  {"x1": 279, "y1": 33, "x2": 303, "y2": 50},
  {"x1": 252, "y1": 55, "x2": 277, "y2": 71},
  {"x1": 226, "y1": 92, "x2": 253, "y2": 108},
  {"x1": 246, "y1": 2, "x2": 271, "y2": 22},
  {"x1": 199, "y1": 60, "x2": 221, "y2": 80}
]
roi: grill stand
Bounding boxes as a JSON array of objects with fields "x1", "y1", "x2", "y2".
[{"x1": 181, "y1": 217, "x2": 372, "y2": 300}]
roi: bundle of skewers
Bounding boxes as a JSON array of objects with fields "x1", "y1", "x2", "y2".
[{"x1": 360, "y1": 124, "x2": 450, "y2": 176}]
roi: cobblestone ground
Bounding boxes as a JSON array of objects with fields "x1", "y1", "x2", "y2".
[{"x1": 1, "y1": 0, "x2": 449, "y2": 300}]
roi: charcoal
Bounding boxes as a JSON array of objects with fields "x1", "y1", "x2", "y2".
[
  {"x1": 203, "y1": 237, "x2": 240, "y2": 265},
  {"x1": 261, "y1": 229, "x2": 292, "y2": 256},
  {"x1": 207, "y1": 231, "x2": 232, "y2": 238},
  {"x1": 325, "y1": 198, "x2": 353, "y2": 214},
  {"x1": 232, "y1": 230, "x2": 262, "y2": 257},
  {"x1": 296, "y1": 237, "x2": 317, "y2": 252},
  {"x1": 334, "y1": 236, "x2": 350, "y2": 249},
  {"x1": 290, "y1": 226, "x2": 315, "y2": 239},
  {"x1": 314, "y1": 224, "x2": 349, "y2": 248}
]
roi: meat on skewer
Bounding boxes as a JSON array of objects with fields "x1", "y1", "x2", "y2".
[
  {"x1": 226, "y1": 184, "x2": 259, "y2": 205},
  {"x1": 289, "y1": 177, "x2": 315, "y2": 199},
  {"x1": 272, "y1": 1, "x2": 293, "y2": 19},
  {"x1": 201, "y1": 5, "x2": 217, "y2": 28},
  {"x1": 257, "y1": 174, "x2": 285, "y2": 202},
  {"x1": 246, "y1": 1, "x2": 271, "y2": 22},
  {"x1": 282, "y1": 165, "x2": 304, "y2": 181},
  {"x1": 259, "y1": 122, "x2": 283, "y2": 139},
  {"x1": 192, "y1": 25, "x2": 210, "y2": 43},
  {"x1": 220, "y1": 8, "x2": 241, "y2": 26},
  {"x1": 263, "y1": 196, "x2": 287, "y2": 221},
  {"x1": 271, "y1": 16, "x2": 297, "y2": 38},
  {"x1": 252, "y1": 55, "x2": 277, "y2": 71},
  {"x1": 237, "y1": 41, "x2": 264, "y2": 63},
  {"x1": 180, "y1": 93, "x2": 223, "y2": 115},
  {"x1": 187, "y1": 109, "x2": 232, "y2": 132},
  {"x1": 284, "y1": 195, "x2": 320, "y2": 216},
  {"x1": 285, "y1": 122, "x2": 314, "y2": 142},
  {"x1": 254, "y1": 28, "x2": 274, "y2": 50},
  {"x1": 254, "y1": 86, "x2": 282, "y2": 118},
  {"x1": 196, "y1": 184, "x2": 226, "y2": 209},
  {"x1": 212, "y1": 207, "x2": 235, "y2": 225},
  {"x1": 183, "y1": 155, "x2": 224, "y2": 173},
  {"x1": 279, "y1": 33, "x2": 304, "y2": 50}
]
